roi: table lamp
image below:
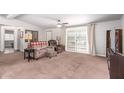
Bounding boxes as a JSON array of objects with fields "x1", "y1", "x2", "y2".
[{"x1": 25, "y1": 32, "x2": 32, "y2": 48}]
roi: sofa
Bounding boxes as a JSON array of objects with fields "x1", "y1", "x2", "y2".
[
  {"x1": 45, "y1": 46, "x2": 57, "y2": 58},
  {"x1": 30, "y1": 41, "x2": 57, "y2": 59},
  {"x1": 34, "y1": 48, "x2": 47, "y2": 59},
  {"x1": 30, "y1": 41, "x2": 48, "y2": 59}
]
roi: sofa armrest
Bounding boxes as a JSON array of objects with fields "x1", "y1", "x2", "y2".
[{"x1": 34, "y1": 48, "x2": 47, "y2": 59}]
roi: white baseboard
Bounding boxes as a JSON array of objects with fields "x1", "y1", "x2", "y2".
[{"x1": 96, "y1": 54, "x2": 106, "y2": 57}]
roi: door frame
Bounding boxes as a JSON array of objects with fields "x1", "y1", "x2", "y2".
[{"x1": 0, "y1": 26, "x2": 18, "y2": 52}]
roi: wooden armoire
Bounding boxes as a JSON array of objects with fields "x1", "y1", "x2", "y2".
[
  {"x1": 106, "y1": 29, "x2": 124, "y2": 79},
  {"x1": 106, "y1": 29, "x2": 122, "y2": 54},
  {"x1": 115, "y1": 29, "x2": 122, "y2": 53}
]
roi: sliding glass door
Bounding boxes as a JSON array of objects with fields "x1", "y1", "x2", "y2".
[
  {"x1": 66, "y1": 26, "x2": 89, "y2": 53},
  {"x1": 66, "y1": 30, "x2": 76, "y2": 52},
  {"x1": 4, "y1": 30, "x2": 14, "y2": 53}
]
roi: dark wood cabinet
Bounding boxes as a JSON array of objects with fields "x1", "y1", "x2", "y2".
[
  {"x1": 106, "y1": 29, "x2": 123, "y2": 55},
  {"x1": 106, "y1": 29, "x2": 123, "y2": 79},
  {"x1": 109, "y1": 53, "x2": 124, "y2": 79},
  {"x1": 24, "y1": 48, "x2": 35, "y2": 62}
]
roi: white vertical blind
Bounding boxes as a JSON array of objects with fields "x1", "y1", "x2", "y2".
[
  {"x1": 5, "y1": 34, "x2": 14, "y2": 40},
  {"x1": 66, "y1": 26, "x2": 89, "y2": 53}
]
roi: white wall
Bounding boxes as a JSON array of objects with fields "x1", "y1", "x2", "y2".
[
  {"x1": 43, "y1": 28, "x2": 61, "y2": 40},
  {"x1": 0, "y1": 25, "x2": 2, "y2": 50},
  {"x1": 43, "y1": 27, "x2": 66, "y2": 45},
  {"x1": 121, "y1": 15, "x2": 124, "y2": 54},
  {"x1": 0, "y1": 16, "x2": 43, "y2": 40},
  {"x1": 43, "y1": 20, "x2": 121, "y2": 56},
  {"x1": 95, "y1": 20, "x2": 121, "y2": 56}
]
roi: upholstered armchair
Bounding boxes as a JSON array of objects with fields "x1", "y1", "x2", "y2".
[
  {"x1": 56, "y1": 45, "x2": 65, "y2": 53},
  {"x1": 48, "y1": 40, "x2": 65, "y2": 54},
  {"x1": 46, "y1": 40, "x2": 57, "y2": 58},
  {"x1": 48, "y1": 40, "x2": 57, "y2": 50}
]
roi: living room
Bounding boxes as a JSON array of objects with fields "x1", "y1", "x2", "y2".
[
  {"x1": 0, "y1": 14, "x2": 124, "y2": 79},
  {"x1": 1, "y1": 0, "x2": 124, "y2": 92}
]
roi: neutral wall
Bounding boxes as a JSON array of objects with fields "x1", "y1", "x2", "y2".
[
  {"x1": 0, "y1": 16, "x2": 43, "y2": 40},
  {"x1": 43, "y1": 28, "x2": 66, "y2": 45},
  {"x1": 121, "y1": 15, "x2": 124, "y2": 54},
  {"x1": 41, "y1": 20, "x2": 121, "y2": 56},
  {"x1": 0, "y1": 25, "x2": 1, "y2": 51},
  {"x1": 95, "y1": 20, "x2": 121, "y2": 56}
]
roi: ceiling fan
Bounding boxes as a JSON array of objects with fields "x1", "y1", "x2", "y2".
[{"x1": 57, "y1": 20, "x2": 69, "y2": 27}]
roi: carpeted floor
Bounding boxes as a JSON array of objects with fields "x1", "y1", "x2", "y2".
[{"x1": 0, "y1": 52, "x2": 109, "y2": 79}]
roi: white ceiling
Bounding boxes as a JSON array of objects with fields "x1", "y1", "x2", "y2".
[{"x1": 1, "y1": 14, "x2": 122, "y2": 29}]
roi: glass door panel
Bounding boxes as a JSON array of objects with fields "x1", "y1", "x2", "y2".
[
  {"x1": 67, "y1": 31, "x2": 76, "y2": 52},
  {"x1": 76, "y1": 27, "x2": 89, "y2": 53},
  {"x1": 66, "y1": 26, "x2": 89, "y2": 53},
  {"x1": 76, "y1": 30, "x2": 84, "y2": 53},
  {"x1": 4, "y1": 30, "x2": 14, "y2": 53}
]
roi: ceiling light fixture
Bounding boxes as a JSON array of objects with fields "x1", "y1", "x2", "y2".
[
  {"x1": 57, "y1": 20, "x2": 62, "y2": 28},
  {"x1": 57, "y1": 24, "x2": 62, "y2": 28}
]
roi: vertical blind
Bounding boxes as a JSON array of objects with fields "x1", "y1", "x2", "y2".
[{"x1": 66, "y1": 26, "x2": 89, "y2": 53}]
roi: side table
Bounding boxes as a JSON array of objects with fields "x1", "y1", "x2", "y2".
[{"x1": 24, "y1": 48, "x2": 35, "y2": 62}]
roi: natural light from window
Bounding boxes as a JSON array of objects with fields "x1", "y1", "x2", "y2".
[{"x1": 66, "y1": 26, "x2": 89, "y2": 54}]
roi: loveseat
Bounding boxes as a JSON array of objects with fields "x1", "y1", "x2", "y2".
[
  {"x1": 30, "y1": 41, "x2": 48, "y2": 59},
  {"x1": 30, "y1": 41, "x2": 57, "y2": 59}
]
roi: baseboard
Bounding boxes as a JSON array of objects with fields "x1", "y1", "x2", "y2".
[{"x1": 96, "y1": 54, "x2": 106, "y2": 57}]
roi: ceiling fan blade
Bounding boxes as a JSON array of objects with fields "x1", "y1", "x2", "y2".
[{"x1": 63, "y1": 23, "x2": 68, "y2": 24}]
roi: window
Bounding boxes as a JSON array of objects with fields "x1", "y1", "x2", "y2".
[
  {"x1": 66, "y1": 26, "x2": 89, "y2": 53},
  {"x1": 5, "y1": 30, "x2": 14, "y2": 41}
]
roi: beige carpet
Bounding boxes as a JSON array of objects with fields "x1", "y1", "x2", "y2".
[{"x1": 0, "y1": 52, "x2": 109, "y2": 79}]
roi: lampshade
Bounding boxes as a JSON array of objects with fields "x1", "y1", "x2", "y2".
[{"x1": 25, "y1": 32, "x2": 32, "y2": 40}]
